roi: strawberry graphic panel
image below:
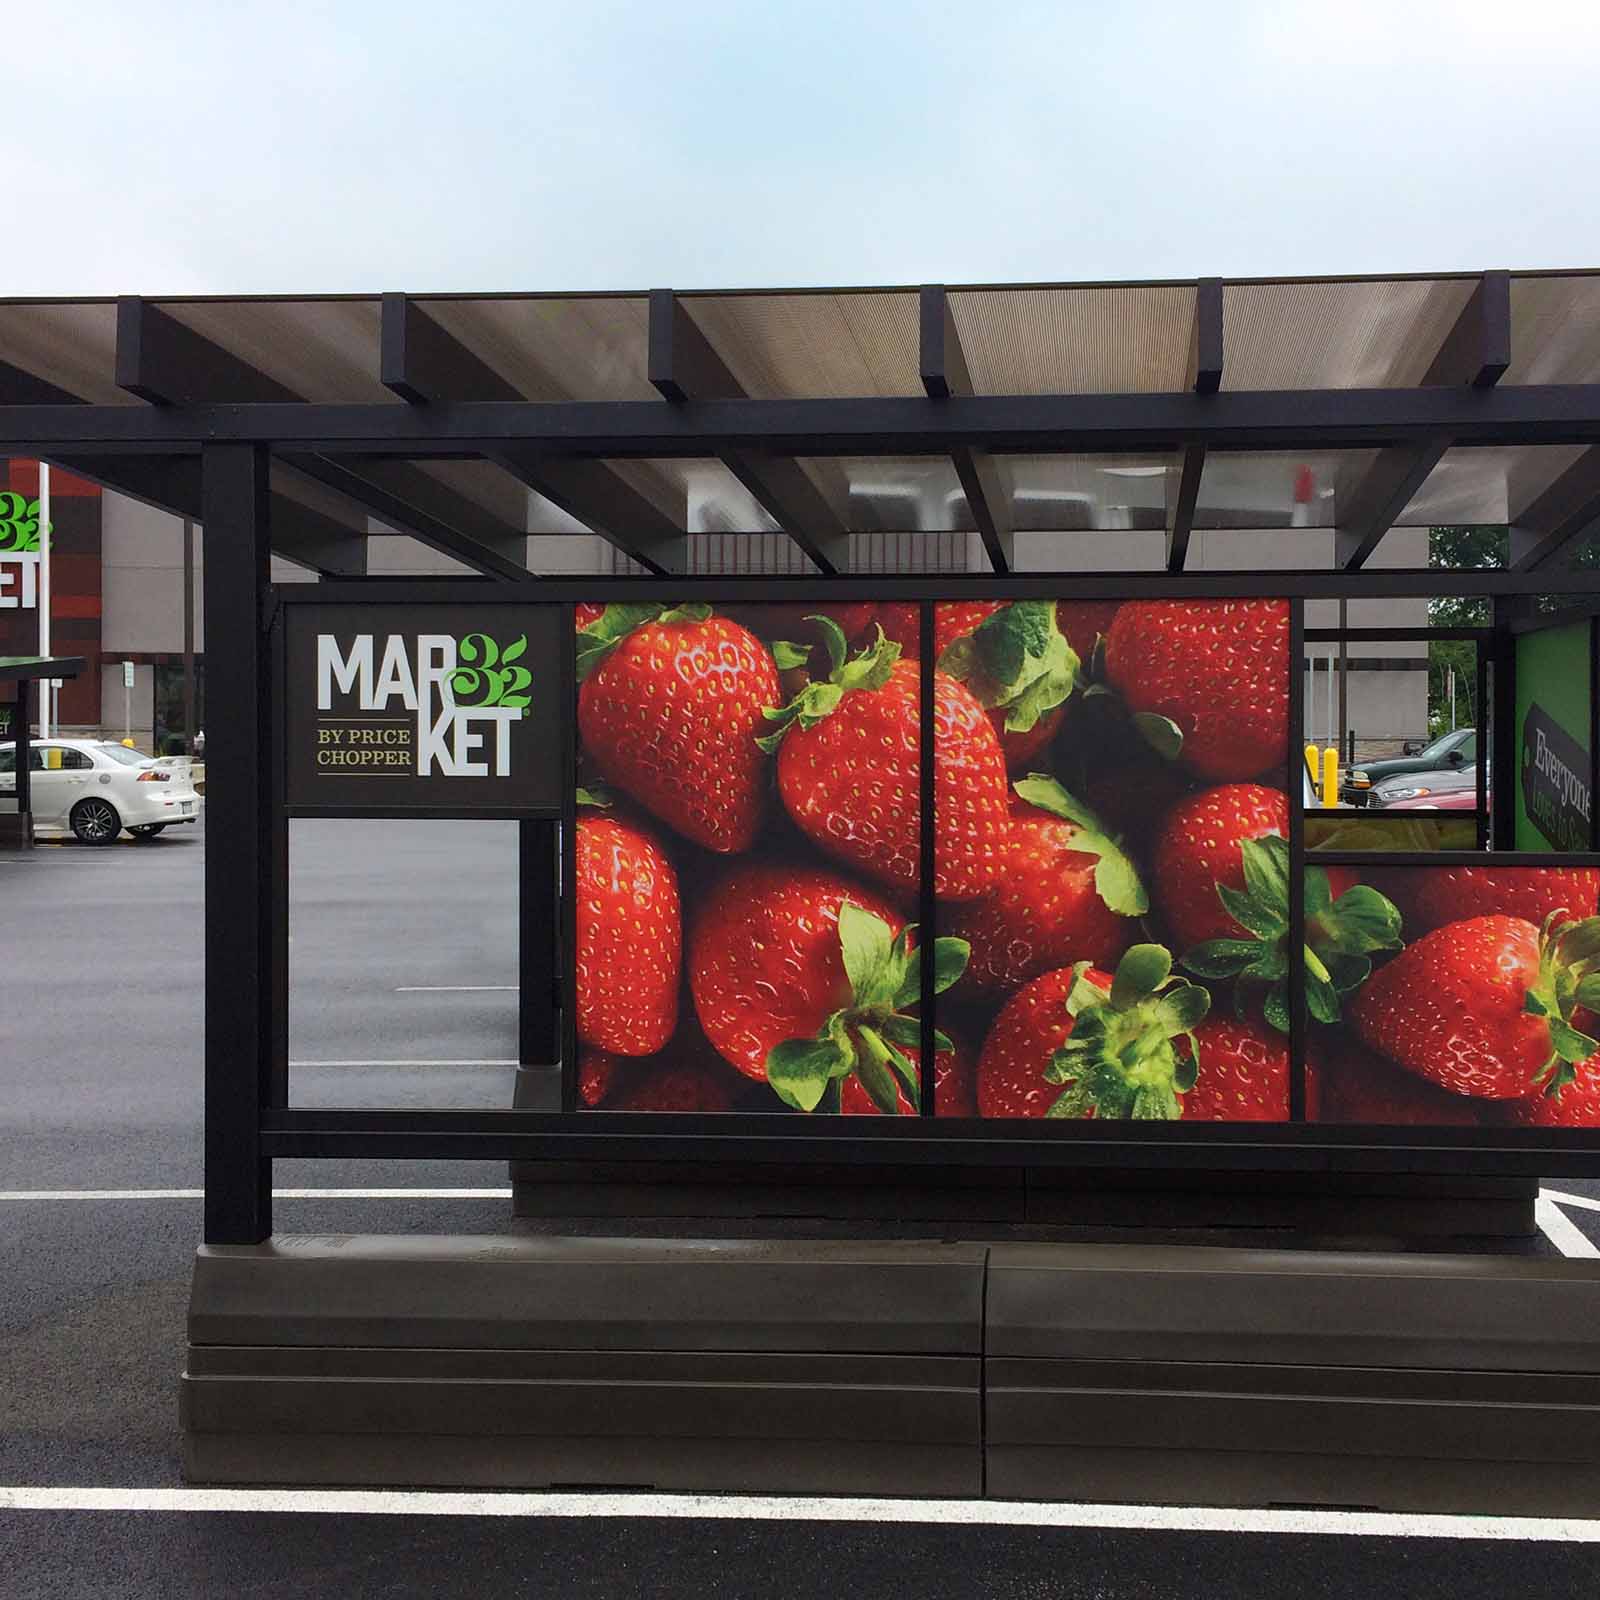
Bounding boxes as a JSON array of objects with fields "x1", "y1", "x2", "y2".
[
  {"x1": 938, "y1": 598, "x2": 1297, "y2": 1125},
  {"x1": 1308, "y1": 863, "x2": 1600, "y2": 1127},
  {"x1": 574, "y1": 601, "x2": 940, "y2": 1117}
]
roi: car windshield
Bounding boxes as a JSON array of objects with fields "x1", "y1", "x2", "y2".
[
  {"x1": 1417, "y1": 729, "x2": 1470, "y2": 760},
  {"x1": 95, "y1": 744, "x2": 154, "y2": 767}
]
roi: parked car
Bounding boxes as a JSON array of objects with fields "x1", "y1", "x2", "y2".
[
  {"x1": 0, "y1": 738, "x2": 201, "y2": 844},
  {"x1": 1385, "y1": 782, "x2": 1489, "y2": 812},
  {"x1": 1369, "y1": 763, "x2": 1484, "y2": 808},
  {"x1": 1341, "y1": 727, "x2": 1477, "y2": 806}
]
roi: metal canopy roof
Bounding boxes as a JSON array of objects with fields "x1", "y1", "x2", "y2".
[
  {"x1": 1, "y1": 270, "x2": 1599, "y2": 583},
  {"x1": 0, "y1": 656, "x2": 85, "y2": 682}
]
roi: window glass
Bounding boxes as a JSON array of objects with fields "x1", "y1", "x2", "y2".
[
  {"x1": 0, "y1": 749, "x2": 12, "y2": 775},
  {"x1": 95, "y1": 744, "x2": 151, "y2": 768},
  {"x1": 59, "y1": 748, "x2": 92, "y2": 771}
]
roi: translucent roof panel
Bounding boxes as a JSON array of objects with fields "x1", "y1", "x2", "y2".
[
  {"x1": 1221, "y1": 278, "x2": 1477, "y2": 390},
  {"x1": 632, "y1": 459, "x2": 777, "y2": 535},
  {"x1": 1195, "y1": 451, "x2": 1384, "y2": 529},
  {"x1": 158, "y1": 298, "x2": 392, "y2": 403},
  {"x1": 415, "y1": 296, "x2": 653, "y2": 402},
  {"x1": 949, "y1": 285, "x2": 1195, "y2": 395},
  {"x1": 0, "y1": 301, "x2": 132, "y2": 404},
  {"x1": 680, "y1": 291, "x2": 921, "y2": 398},
  {"x1": 1397, "y1": 444, "x2": 1593, "y2": 527},
  {"x1": 1005, "y1": 454, "x2": 1172, "y2": 531},
  {"x1": 809, "y1": 456, "x2": 966, "y2": 532},
  {"x1": 1503, "y1": 275, "x2": 1600, "y2": 385}
]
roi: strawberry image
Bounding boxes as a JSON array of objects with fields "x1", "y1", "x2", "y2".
[
  {"x1": 1161, "y1": 788, "x2": 1396, "y2": 1032},
  {"x1": 759, "y1": 618, "x2": 1009, "y2": 901},
  {"x1": 728, "y1": 602, "x2": 877, "y2": 651},
  {"x1": 1174, "y1": 1015, "x2": 1289, "y2": 1121},
  {"x1": 1504, "y1": 1057, "x2": 1600, "y2": 1127},
  {"x1": 1055, "y1": 600, "x2": 1122, "y2": 665},
  {"x1": 840, "y1": 1040, "x2": 972, "y2": 1116},
  {"x1": 579, "y1": 1049, "x2": 623, "y2": 1107},
  {"x1": 575, "y1": 791, "x2": 680, "y2": 1056},
  {"x1": 1350, "y1": 912, "x2": 1600, "y2": 1099},
  {"x1": 1376, "y1": 865, "x2": 1600, "y2": 939},
  {"x1": 577, "y1": 602, "x2": 780, "y2": 853},
  {"x1": 1310, "y1": 1035, "x2": 1482, "y2": 1125},
  {"x1": 689, "y1": 861, "x2": 969, "y2": 1113},
  {"x1": 574, "y1": 601, "x2": 608, "y2": 630},
  {"x1": 579, "y1": 1044, "x2": 746, "y2": 1112},
  {"x1": 934, "y1": 600, "x2": 1080, "y2": 771},
  {"x1": 943, "y1": 775, "x2": 1145, "y2": 999},
  {"x1": 1104, "y1": 599, "x2": 1289, "y2": 781},
  {"x1": 978, "y1": 944, "x2": 1209, "y2": 1119}
]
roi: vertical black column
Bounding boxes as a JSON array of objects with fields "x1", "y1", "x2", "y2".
[
  {"x1": 1287, "y1": 600, "x2": 1307, "y2": 1123},
  {"x1": 14, "y1": 676, "x2": 32, "y2": 818},
  {"x1": 512, "y1": 818, "x2": 561, "y2": 1112},
  {"x1": 202, "y1": 444, "x2": 272, "y2": 1245},
  {"x1": 1491, "y1": 595, "x2": 1519, "y2": 852}
]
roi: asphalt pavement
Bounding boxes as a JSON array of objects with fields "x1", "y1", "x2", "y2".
[{"x1": 3, "y1": 814, "x2": 1600, "y2": 1598}]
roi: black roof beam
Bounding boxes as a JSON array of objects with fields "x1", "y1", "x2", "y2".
[
  {"x1": 649, "y1": 289, "x2": 850, "y2": 574},
  {"x1": 114, "y1": 296, "x2": 526, "y2": 579},
  {"x1": 921, "y1": 286, "x2": 1012, "y2": 573},
  {"x1": 1509, "y1": 447, "x2": 1600, "y2": 571},
  {"x1": 1188, "y1": 278, "x2": 1224, "y2": 394},
  {"x1": 1165, "y1": 445, "x2": 1205, "y2": 572},
  {"x1": 381, "y1": 294, "x2": 687, "y2": 575},
  {"x1": 1335, "y1": 272, "x2": 1509, "y2": 569}
]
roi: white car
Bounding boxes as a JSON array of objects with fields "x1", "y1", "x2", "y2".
[{"x1": 0, "y1": 738, "x2": 201, "y2": 844}]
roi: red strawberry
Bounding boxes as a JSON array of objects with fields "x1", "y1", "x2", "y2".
[
  {"x1": 934, "y1": 600, "x2": 1079, "y2": 772},
  {"x1": 1378, "y1": 866, "x2": 1600, "y2": 939},
  {"x1": 1350, "y1": 913, "x2": 1600, "y2": 1099},
  {"x1": 614, "y1": 1058, "x2": 741, "y2": 1113},
  {"x1": 1160, "y1": 788, "x2": 1393, "y2": 1033},
  {"x1": 1055, "y1": 601, "x2": 1122, "y2": 665},
  {"x1": 1156, "y1": 784, "x2": 1293, "y2": 951},
  {"x1": 579, "y1": 1048, "x2": 624, "y2": 1107},
  {"x1": 840, "y1": 1040, "x2": 973, "y2": 1116},
  {"x1": 760, "y1": 619, "x2": 1009, "y2": 901},
  {"x1": 575, "y1": 797, "x2": 680, "y2": 1056},
  {"x1": 1105, "y1": 599, "x2": 1289, "y2": 781},
  {"x1": 577, "y1": 603, "x2": 780, "y2": 852},
  {"x1": 978, "y1": 945, "x2": 1209, "y2": 1119},
  {"x1": 727, "y1": 602, "x2": 877, "y2": 649},
  {"x1": 875, "y1": 601, "x2": 926, "y2": 657},
  {"x1": 1310, "y1": 1035, "x2": 1482, "y2": 1125},
  {"x1": 1177, "y1": 1014, "x2": 1289, "y2": 1122},
  {"x1": 689, "y1": 861, "x2": 970, "y2": 1113},
  {"x1": 574, "y1": 601, "x2": 608, "y2": 630},
  {"x1": 1504, "y1": 1057, "x2": 1600, "y2": 1126},
  {"x1": 943, "y1": 778, "x2": 1144, "y2": 999}
]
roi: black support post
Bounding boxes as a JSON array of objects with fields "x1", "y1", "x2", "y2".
[
  {"x1": 202, "y1": 443, "x2": 273, "y2": 1245},
  {"x1": 13, "y1": 676, "x2": 32, "y2": 818},
  {"x1": 1491, "y1": 594, "x2": 1520, "y2": 851}
]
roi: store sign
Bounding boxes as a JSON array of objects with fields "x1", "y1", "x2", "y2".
[
  {"x1": 0, "y1": 698, "x2": 14, "y2": 740},
  {"x1": 0, "y1": 553, "x2": 39, "y2": 609},
  {"x1": 1521, "y1": 701, "x2": 1592, "y2": 851},
  {"x1": 284, "y1": 604, "x2": 563, "y2": 813}
]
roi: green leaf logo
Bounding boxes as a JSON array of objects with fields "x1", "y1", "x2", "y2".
[{"x1": 450, "y1": 633, "x2": 532, "y2": 712}]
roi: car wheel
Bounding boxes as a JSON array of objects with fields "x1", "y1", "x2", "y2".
[
  {"x1": 129, "y1": 824, "x2": 167, "y2": 839},
  {"x1": 71, "y1": 797, "x2": 123, "y2": 845}
]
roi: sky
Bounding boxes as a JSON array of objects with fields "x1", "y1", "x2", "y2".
[{"x1": 4, "y1": 0, "x2": 1599, "y2": 295}]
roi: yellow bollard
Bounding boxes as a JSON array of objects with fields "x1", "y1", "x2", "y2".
[
  {"x1": 1304, "y1": 744, "x2": 1320, "y2": 796},
  {"x1": 1321, "y1": 746, "x2": 1339, "y2": 808}
]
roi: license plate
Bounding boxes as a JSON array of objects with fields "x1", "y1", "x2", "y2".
[{"x1": 180, "y1": 802, "x2": 194, "y2": 814}]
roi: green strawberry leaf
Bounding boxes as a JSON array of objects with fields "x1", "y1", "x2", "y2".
[
  {"x1": 1304, "y1": 866, "x2": 1334, "y2": 918},
  {"x1": 879, "y1": 1014, "x2": 924, "y2": 1049},
  {"x1": 1548, "y1": 1016, "x2": 1600, "y2": 1065},
  {"x1": 1153, "y1": 984, "x2": 1210, "y2": 1036},
  {"x1": 575, "y1": 786, "x2": 613, "y2": 809},
  {"x1": 770, "y1": 639, "x2": 812, "y2": 671},
  {"x1": 853, "y1": 1027, "x2": 905, "y2": 1114},
  {"x1": 937, "y1": 600, "x2": 1079, "y2": 731},
  {"x1": 657, "y1": 603, "x2": 713, "y2": 625},
  {"x1": 880, "y1": 1038, "x2": 923, "y2": 1108},
  {"x1": 1011, "y1": 774, "x2": 1148, "y2": 916},
  {"x1": 575, "y1": 603, "x2": 666, "y2": 683},
  {"x1": 1132, "y1": 712, "x2": 1184, "y2": 761},
  {"x1": 1575, "y1": 975, "x2": 1600, "y2": 1011},
  {"x1": 838, "y1": 902, "x2": 899, "y2": 1009},
  {"x1": 766, "y1": 1034, "x2": 852, "y2": 1113},
  {"x1": 1181, "y1": 938, "x2": 1263, "y2": 978},
  {"x1": 1216, "y1": 881, "x2": 1284, "y2": 939},
  {"x1": 754, "y1": 625, "x2": 898, "y2": 753},
  {"x1": 931, "y1": 936, "x2": 971, "y2": 996},
  {"x1": 1110, "y1": 943, "x2": 1172, "y2": 1010},
  {"x1": 1239, "y1": 835, "x2": 1291, "y2": 913},
  {"x1": 1319, "y1": 885, "x2": 1404, "y2": 955},
  {"x1": 1262, "y1": 982, "x2": 1291, "y2": 1034},
  {"x1": 1323, "y1": 952, "x2": 1372, "y2": 995},
  {"x1": 1306, "y1": 969, "x2": 1342, "y2": 1024}
]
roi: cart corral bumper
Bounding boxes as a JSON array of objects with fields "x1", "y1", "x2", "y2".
[{"x1": 183, "y1": 1235, "x2": 1600, "y2": 1513}]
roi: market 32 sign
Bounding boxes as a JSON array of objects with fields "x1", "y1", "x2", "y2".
[
  {"x1": 0, "y1": 493, "x2": 45, "y2": 610},
  {"x1": 285, "y1": 605, "x2": 563, "y2": 812}
]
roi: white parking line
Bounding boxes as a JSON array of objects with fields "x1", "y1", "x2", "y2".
[
  {"x1": 1541, "y1": 1188, "x2": 1600, "y2": 1213},
  {"x1": 289, "y1": 1059, "x2": 518, "y2": 1068},
  {"x1": 0, "y1": 1485, "x2": 1597, "y2": 1539},
  {"x1": 394, "y1": 986, "x2": 517, "y2": 993},
  {"x1": 1536, "y1": 1196, "x2": 1600, "y2": 1258},
  {"x1": 0, "y1": 1189, "x2": 512, "y2": 1201}
]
